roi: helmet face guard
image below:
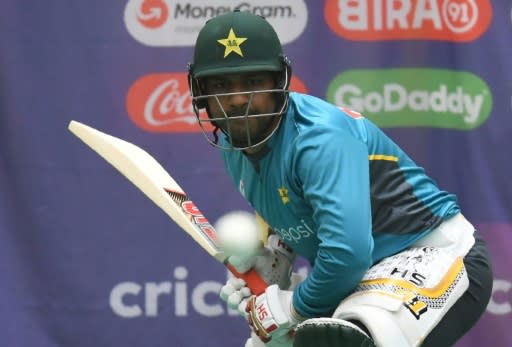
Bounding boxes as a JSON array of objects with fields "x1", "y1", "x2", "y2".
[
  {"x1": 188, "y1": 68, "x2": 291, "y2": 150},
  {"x1": 188, "y1": 10, "x2": 292, "y2": 150}
]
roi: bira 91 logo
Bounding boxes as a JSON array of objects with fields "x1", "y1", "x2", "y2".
[
  {"x1": 126, "y1": 73, "x2": 308, "y2": 133},
  {"x1": 326, "y1": 68, "x2": 492, "y2": 130},
  {"x1": 324, "y1": 0, "x2": 492, "y2": 41}
]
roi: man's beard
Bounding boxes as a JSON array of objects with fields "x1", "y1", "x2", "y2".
[{"x1": 217, "y1": 111, "x2": 277, "y2": 148}]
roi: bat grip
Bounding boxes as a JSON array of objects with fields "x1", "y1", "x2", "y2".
[{"x1": 226, "y1": 262, "x2": 268, "y2": 296}]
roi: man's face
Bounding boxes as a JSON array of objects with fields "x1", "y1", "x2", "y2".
[{"x1": 203, "y1": 71, "x2": 278, "y2": 149}]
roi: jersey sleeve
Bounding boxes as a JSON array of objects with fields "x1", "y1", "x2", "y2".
[{"x1": 291, "y1": 125, "x2": 375, "y2": 318}]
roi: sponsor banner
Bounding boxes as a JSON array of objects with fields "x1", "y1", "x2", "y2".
[
  {"x1": 126, "y1": 73, "x2": 203, "y2": 132},
  {"x1": 326, "y1": 68, "x2": 492, "y2": 129},
  {"x1": 125, "y1": 0, "x2": 308, "y2": 46},
  {"x1": 109, "y1": 265, "x2": 310, "y2": 319},
  {"x1": 324, "y1": 0, "x2": 492, "y2": 41},
  {"x1": 1, "y1": 1, "x2": 510, "y2": 347},
  {"x1": 456, "y1": 223, "x2": 512, "y2": 347},
  {"x1": 109, "y1": 267, "x2": 237, "y2": 318},
  {"x1": 126, "y1": 72, "x2": 308, "y2": 132}
]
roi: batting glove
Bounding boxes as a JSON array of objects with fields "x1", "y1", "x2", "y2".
[
  {"x1": 246, "y1": 234, "x2": 296, "y2": 290},
  {"x1": 246, "y1": 284, "x2": 304, "y2": 343},
  {"x1": 220, "y1": 234, "x2": 296, "y2": 312},
  {"x1": 220, "y1": 234, "x2": 304, "y2": 346},
  {"x1": 220, "y1": 277, "x2": 253, "y2": 316}
]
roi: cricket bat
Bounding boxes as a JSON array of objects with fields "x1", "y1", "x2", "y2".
[{"x1": 68, "y1": 120, "x2": 267, "y2": 295}]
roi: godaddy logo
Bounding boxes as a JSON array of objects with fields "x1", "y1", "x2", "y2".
[{"x1": 326, "y1": 68, "x2": 492, "y2": 129}]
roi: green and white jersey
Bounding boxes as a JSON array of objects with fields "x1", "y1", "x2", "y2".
[{"x1": 220, "y1": 92, "x2": 460, "y2": 318}]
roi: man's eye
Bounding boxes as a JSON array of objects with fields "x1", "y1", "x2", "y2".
[
  {"x1": 247, "y1": 78, "x2": 263, "y2": 87},
  {"x1": 207, "y1": 81, "x2": 227, "y2": 91}
]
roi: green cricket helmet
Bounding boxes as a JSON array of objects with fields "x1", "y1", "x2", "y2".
[{"x1": 188, "y1": 10, "x2": 292, "y2": 150}]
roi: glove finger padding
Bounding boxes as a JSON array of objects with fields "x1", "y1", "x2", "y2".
[
  {"x1": 229, "y1": 287, "x2": 252, "y2": 314},
  {"x1": 229, "y1": 254, "x2": 258, "y2": 274},
  {"x1": 220, "y1": 278, "x2": 253, "y2": 316},
  {"x1": 220, "y1": 277, "x2": 247, "y2": 302}
]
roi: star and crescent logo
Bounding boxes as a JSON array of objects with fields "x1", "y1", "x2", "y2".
[{"x1": 217, "y1": 28, "x2": 247, "y2": 58}]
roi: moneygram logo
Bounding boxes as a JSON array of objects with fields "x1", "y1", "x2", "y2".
[
  {"x1": 136, "y1": 0, "x2": 169, "y2": 28},
  {"x1": 126, "y1": 73, "x2": 308, "y2": 132},
  {"x1": 124, "y1": 0, "x2": 308, "y2": 46},
  {"x1": 326, "y1": 68, "x2": 492, "y2": 129},
  {"x1": 324, "y1": 0, "x2": 492, "y2": 41}
]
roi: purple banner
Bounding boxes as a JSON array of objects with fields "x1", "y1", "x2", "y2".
[{"x1": 1, "y1": 1, "x2": 511, "y2": 346}]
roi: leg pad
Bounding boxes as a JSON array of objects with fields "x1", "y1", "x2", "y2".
[{"x1": 293, "y1": 318, "x2": 376, "y2": 347}]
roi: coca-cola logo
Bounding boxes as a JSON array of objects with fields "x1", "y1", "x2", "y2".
[
  {"x1": 126, "y1": 72, "x2": 309, "y2": 133},
  {"x1": 126, "y1": 73, "x2": 205, "y2": 132}
]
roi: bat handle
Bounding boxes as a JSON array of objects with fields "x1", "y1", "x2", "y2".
[{"x1": 226, "y1": 262, "x2": 268, "y2": 296}]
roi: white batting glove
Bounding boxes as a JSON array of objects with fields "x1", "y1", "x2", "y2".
[
  {"x1": 245, "y1": 234, "x2": 296, "y2": 290},
  {"x1": 252, "y1": 270, "x2": 305, "y2": 346},
  {"x1": 220, "y1": 277, "x2": 253, "y2": 316},
  {"x1": 245, "y1": 284, "x2": 304, "y2": 343},
  {"x1": 220, "y1": 234, "x2": 296, "y2": 314}
]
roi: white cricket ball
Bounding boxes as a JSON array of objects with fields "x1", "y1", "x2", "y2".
[{"x1": 215, "y1": 210, "x2": 262, "y2": 257}]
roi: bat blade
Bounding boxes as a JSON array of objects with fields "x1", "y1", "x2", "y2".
[{"x1": 68, "y1": 120, "x2": 267, "y2": 295}]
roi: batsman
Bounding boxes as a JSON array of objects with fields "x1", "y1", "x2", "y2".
[{"x1": 187, "y1": 10, "x2": 493, "y2": 347}]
